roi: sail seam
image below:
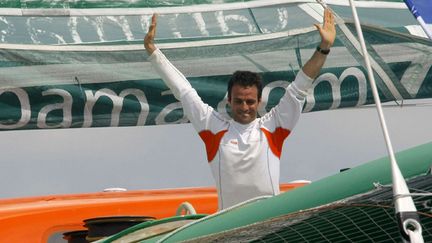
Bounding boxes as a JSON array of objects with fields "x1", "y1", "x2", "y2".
[
  {"x1": 0, "y1": 0, "x2": 407, "y2": 17},
  {"x1": 0, "y1": 27, "x2": 315, "y2": 51}
]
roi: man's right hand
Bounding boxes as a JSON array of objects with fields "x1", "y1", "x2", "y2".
[{"x1": 144, "y1": 14, "x2": 157, "y2": 55}]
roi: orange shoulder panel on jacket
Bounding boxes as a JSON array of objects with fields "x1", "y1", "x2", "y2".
[
  {"x1": 260, "y1": 127, "x2": 291, "y2": 158},
  {"x1": 199, "y1": 130, "x2": 228, "y2": 162}
]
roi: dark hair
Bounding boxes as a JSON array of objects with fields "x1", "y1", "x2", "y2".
[{"x1": 227, "y1": 71, "x2": 263, "y2": 101}]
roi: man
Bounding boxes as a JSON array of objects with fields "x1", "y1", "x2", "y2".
[{"x1": 145, "y1": 9, "x2": 336, "y2": 210}]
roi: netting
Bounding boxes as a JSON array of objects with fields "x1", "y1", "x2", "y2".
[{"x1": 185, "y1": 174, "x2": 432, "y2": 242}]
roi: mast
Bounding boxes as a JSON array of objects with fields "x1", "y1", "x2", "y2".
[{"x1": 345, "y1": 0, "x2": 424, "y2": 242}]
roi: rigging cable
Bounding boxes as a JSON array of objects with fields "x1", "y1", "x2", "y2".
[{"x1": 345, "y1": 0, "x2": 424, "y2": 242}]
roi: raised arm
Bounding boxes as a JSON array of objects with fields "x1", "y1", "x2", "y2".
[
  {"x1": 262, "y1": 9, "x2": 336, "y2": 130},
  {"x1": 144, "y1": 14, "x2": 158, "y2": 55},
  {"x1": 143, "y1": 14, "x2": 225, "y2": 133},
  {"x1": 143, "y1": 13, "x2": 193, "y2": 100},
  {"x1": 302, "y1": 8, "x2": 336, "y2": 79}
]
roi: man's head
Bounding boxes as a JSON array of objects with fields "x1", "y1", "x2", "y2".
[{"x1": 227, "y1": 71, "x2": 263, "y2": 124}]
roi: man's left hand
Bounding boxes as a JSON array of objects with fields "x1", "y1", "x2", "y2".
[{"x1": 314, "y1": 8, "x2": 336, "y2": 50}]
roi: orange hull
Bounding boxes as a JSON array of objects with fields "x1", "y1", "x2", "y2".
[{"x1": 0, "y1": 183, "x2": 306, "y2": 242}]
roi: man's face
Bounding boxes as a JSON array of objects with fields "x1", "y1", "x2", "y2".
[{"x1": 228, "y1": 84, "x2": 261, "y2": 124}]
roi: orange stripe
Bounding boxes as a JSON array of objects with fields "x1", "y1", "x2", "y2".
[
  {"x1": 199, "y1": 130, "x2": 228, "y2": 162},
  {"x1": 261, "y1": 127, "x2": 291, "y2": 158}
]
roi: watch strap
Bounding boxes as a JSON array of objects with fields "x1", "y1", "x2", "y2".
[{"x1": 316, "y1": 46, "x2": 330, "y2": 55}]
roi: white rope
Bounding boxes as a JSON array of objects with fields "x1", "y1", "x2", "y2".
[
  {"x1": 348, "y1": 0, "x2": 423, "y2": 242},
  {"x1": 394, "y1": 193, "x2": 432, "y2": 199},
  {"x1": 175, "y1": 202, "x2": 197, "y2": 216},
  {"x1": 157, "y1": 195, "x2": 272, "y2": 242},
  {"x1": 348, "y1": 0, "x2": 416, "y2": 212}
]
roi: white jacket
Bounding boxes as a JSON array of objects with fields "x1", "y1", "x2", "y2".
[{"x1": 149, "y1": 49, "x2": 312, "y2": 209}]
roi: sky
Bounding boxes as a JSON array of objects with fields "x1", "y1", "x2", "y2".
[{"x1": 0, "y1": 99, "x2": 430, "y2": 199}]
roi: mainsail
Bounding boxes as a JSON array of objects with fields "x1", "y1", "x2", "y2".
[{"x1": 0, "y1": 0, "x2": 431, "y2": 130}]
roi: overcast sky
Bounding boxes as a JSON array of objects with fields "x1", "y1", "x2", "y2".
[{"x1": 0, "y1": 99, "x2": 430, "y2": 199}]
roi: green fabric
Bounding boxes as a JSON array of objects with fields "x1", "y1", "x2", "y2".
[
  {"x1": 156, "y1": 141, "x2": 432, "y2": 242},
  {"x1": 0, "y1": 26, "x2": 430, "y2": 130},
  {"x1": 0, "y1": 1, "x2": 430, "y2": 131}
]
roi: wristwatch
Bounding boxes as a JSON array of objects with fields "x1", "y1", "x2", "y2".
[{"x1": 316, "y1": 46, "x2": 330, "y2": 55}]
